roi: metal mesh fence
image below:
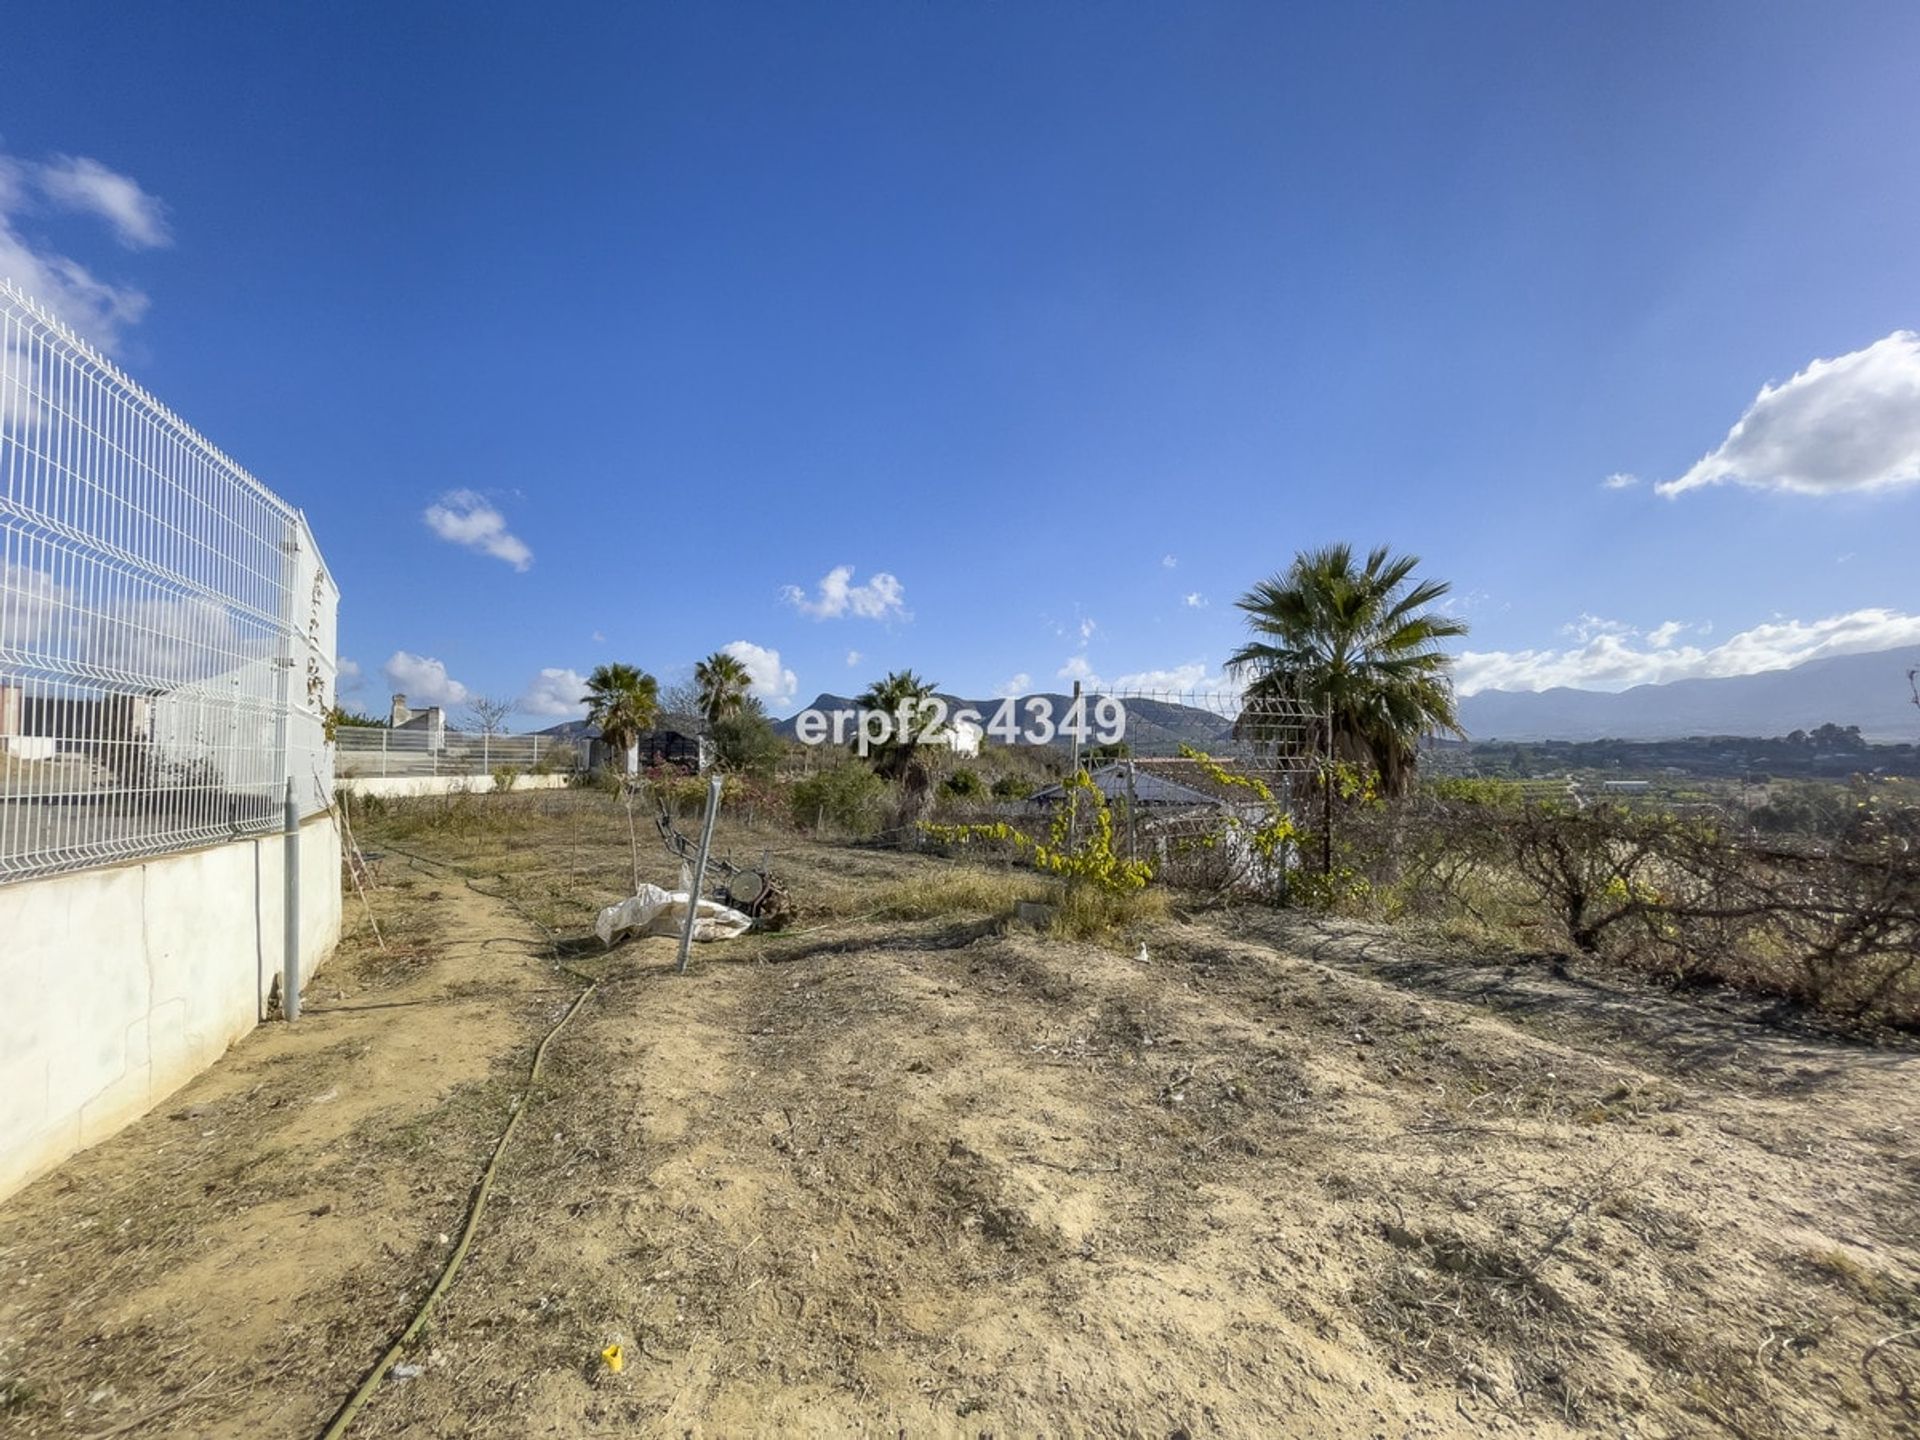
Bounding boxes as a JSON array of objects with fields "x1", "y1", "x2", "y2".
[
  {"x1": 1087, "y1": 688, "x2": 1323, "y2": 771},
  {"x1": 334, "y1": 728, "x2": 585, "y2": 778},
  {"x1": 894, "y1": 689, "x2": 1322, "y2": 889},
  {"x1": 0, "y1": 278, "x2": 337, "y2": 882},
  {"x1": 1068, "y1": 690, "x2": 1319, "y2": 882}
]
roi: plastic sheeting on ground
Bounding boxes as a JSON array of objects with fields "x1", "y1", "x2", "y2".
[{"x1": 594, "y1": 883, "x2": 755, "y2": 946}]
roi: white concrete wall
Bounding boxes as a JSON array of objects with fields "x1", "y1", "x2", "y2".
[
  {"x1": 0, "y1": 813, "x2": 341, "y2": 1202},
  {"x1": 336, "y1": 772, "x2": 574, "y2": 799}
]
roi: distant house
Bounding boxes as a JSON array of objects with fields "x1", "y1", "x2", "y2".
[
  {"x1": 906, "y1": 713, "x2": 983, "y2": 758},
  {"x1": 1025, "y1": 758, "x2": 1267, "y2": 809},
  {"x1": 634, "y1": 726, "x2": 704, "y2": 772},
  {"x1": 1024, "y1": 758, "x2": 1297, "y2": 890},
  {"x1": 585, "y1": 711, "x2": 711, "y2": 775},
  {"x1": 389, "y1": 693, "x2": 447, "y2": 751},
  {"x1": 0, "y1": 683, "x2": 150, "y2": 764}
]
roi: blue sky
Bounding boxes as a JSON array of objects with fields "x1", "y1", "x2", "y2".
[{"x1": 4, "y1": 2, "x2": 1917, "y2": 724}]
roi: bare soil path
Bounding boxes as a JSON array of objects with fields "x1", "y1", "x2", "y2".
[
  {"x1": 0, "y1": 850, "x2": 575, "y2": 1437},
  {"x1": 3, "y1": 795, "x2": 1917, "y2": 1439}
]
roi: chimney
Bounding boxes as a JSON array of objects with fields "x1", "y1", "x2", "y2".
[{"x1": 390, "y1": 693, "x2": 411, "y2": 727}]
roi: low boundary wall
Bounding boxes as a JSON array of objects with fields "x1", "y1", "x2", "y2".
[
  {"x1": 336, "y1": 773, "x2": 575, "y2": 800},
  {"x1": 0, "y1": 813, "x2": 342, "y2": 1201}
]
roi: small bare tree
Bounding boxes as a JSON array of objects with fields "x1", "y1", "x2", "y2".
[
  {"x1": 463, "y1": 695, "x2": 516, "y2": 769},
  {"x1": 660, "y1": 678, "x2": 705, "y2": 723}
]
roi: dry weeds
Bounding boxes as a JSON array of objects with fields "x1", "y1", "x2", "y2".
[{"x1": 1, "y1": 788, "x2": 1917, "y2": 1438}]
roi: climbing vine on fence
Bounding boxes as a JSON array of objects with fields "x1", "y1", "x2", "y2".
[
  {"x1": 1176, "y1": 745, "x2": 1299, "y2": 864},
  {"x1": 921, "y1": 769, "x2": 1154, "y2": 892}
]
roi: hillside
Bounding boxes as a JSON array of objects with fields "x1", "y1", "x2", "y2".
[
  {"x1": 777, "y1": 691, "x2": 1239, "y2": 754},
  {"x1": 787, "y1": 651, "x2": 1920, "y2": 752},
  {"x1": 1458, "y1": 646, "x2": 1920, "y2": 742}
]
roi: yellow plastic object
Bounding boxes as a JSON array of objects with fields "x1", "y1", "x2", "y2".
[{"x1": 602, "y1": 1343, "x2": 625, "y2": 1374}]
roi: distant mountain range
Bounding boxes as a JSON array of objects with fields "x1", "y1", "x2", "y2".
[
  {"x1": 1456, "y1": 647, "x2": 1920, "y2": 743},
  {"x1": 567, "y1": 647, "x2": 1919, "y2": 750},
  {"x1": 535, "y1": 710, "x2": 703, "y2": 742},
  {"x1": 775, "y1": 692, "x2": 1242, "y2": 753}
]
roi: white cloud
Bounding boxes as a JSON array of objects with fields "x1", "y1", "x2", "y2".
[
  {"x1": 37, "y1": 155, "x2": 170, "y2": 249},
  {"x1": 1660, "y1": 332, "x2": 1920, "y2": 497},
  {"x1": 723, "y1": 640, "x2": 798, "y2": 709},
  {"x1": 781, "y1": 565, "x2": 908, "y2": 621},
  {"x1": 0, "y1": 148, "x2": 159, "y2": 349},
  {"x1": 1079, "y1": 617, "x2": 1097, "y2": 642},
  {"x1": 1437, "y1": 588, "x2": 1499, "y2": 619},
  {"x1": 98, "y1": 594, "x2": 261, "y2": 686},
  {"x1": 1560, "y1": 613, "x2": 1634, "y2": 643},
  {"x1": 1056, "y1": 655, "x2": 1104, "y2": 689},
  {"x1": 998, "y1": 672, "x2": 1031, "y2": 698},
  {"x1": 422, "y1": 489, "x2": 532, "y2": 571},
  {"x1": 0, "y1": 561, "x2": 265, "y2": 685},
  {"x1": 382, "y1": 651, "x2": 470, "y2": 708},
  {"x1": 0, "y1": 339, "x2": 41, "y2": 429},
  {"x1": 845, "y1": 649, "x2": 862, "y2": 667},
  {"x1": 520, "y1": 667, "x2": 589, "y2": 718},
  {"x1": 1161, "y1": 554, "x2": 1178, "y2": 569},
  {"x1": 591, "y1": 630, "x2": 606, "y2": 643},
  {"x1": 337, "y1": 656, "x2": 364, "y2": 693},
  {"x1": 1602, "y1": 472, "x2": 1639, "y2": 490},
  {"x1": 1455, "y1": 607, "x2": 1920, "y2": 695},
  {"x1": 0, "y1": 560, "x2": 65, "y2": 652},
  {"x1": 1183, "y1": 592, "x2": 1207, "y2": 608},
  {"x1": 1110, "y1": 660, "x2": 1236, "y2": 697}
]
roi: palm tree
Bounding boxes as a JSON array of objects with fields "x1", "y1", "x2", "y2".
[
  {"x1": 583, "y1": 662, "x2": 659, "y2": 773},
  {"x1": 693, "y1": 651, "x2": 754, "y2": 726},
  {"x1": 1227, "y1": 544, "x2": 1467, "y2": 796},
  {"x1": 855, "y1": 668, "x2": 939, "y2": 782}
]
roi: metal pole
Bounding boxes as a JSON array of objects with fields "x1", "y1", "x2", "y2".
[
  {"x1": 1278, "y1": 775, "x2": 1294, "y2": 905},
  {"x1": 677, "y1": 775, "x2": 725, "y2": 974},
  {"x1": 283, "y1": 776, "x2": 301, "y2": 1022},
  {"x1": 1321, "y1": 699, "x2": 1333, "y2": 878},
  {"x1": 1067, "y1": 679, "x2": 1083, "y2": 849},
  {"x1": 1125, "y1": 759, "x2": 1139, "y2": 863}
]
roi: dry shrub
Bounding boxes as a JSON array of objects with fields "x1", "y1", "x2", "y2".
[
  {"x1": 1340, "y1": 792, "x2": 1920, "y2": 1029},
  {"x1": 860, "y1": 865, "x2": 1168, "y2": 942},
  {"x1": 789, "y1": 762, "x2": 890, "y2": 837},
  {"x1": 870, "y1": 867, "x2": 1042, "y2": 920},
  {"x1": 1047, "y1": 879, "x2": 1169, "y2": 941}
]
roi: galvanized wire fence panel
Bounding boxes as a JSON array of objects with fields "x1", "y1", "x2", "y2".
[
  {"x1": 1090, "y1": 688, "x2": 1323, "y2": 771},
  {"x1": 334, "y1": 728, "x2": 585, "y2": 778},
  {"x1": 0, "y1": 278, "x2": 336, "y2": 882}
]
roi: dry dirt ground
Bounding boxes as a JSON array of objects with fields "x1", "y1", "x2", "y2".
[{"x1": 2, "y1": 789, "x2": 1918, "y2": 1439}]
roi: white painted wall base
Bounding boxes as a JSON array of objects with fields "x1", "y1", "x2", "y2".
[
  {"x1": 336, "y1": 773, "x2": 575, "y2": 799},
  {"x1": 0, "y1": 813, "x2": 342, "y2": 1202}
]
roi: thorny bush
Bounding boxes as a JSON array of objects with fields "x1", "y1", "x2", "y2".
[
  {"x1": 921, "y1": 770, "x2": 1153, "y2": 894},
  {"x1": 1341, "y1": 788, "x2": 1920, "y2": 1028}
]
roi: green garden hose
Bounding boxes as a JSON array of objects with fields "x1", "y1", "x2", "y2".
[{"x1": 315, "y1": 853, "x2": 598, "y2": 1440}]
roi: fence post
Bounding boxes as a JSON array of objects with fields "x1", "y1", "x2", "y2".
[
  {"x1": 1125, "y1": 759, "x2": 1139, "y2": 862},
  {"x1": 1322, "y1": 699, "x2": 1334, "y2": 878},
  {"x1": 677, "y1": 775, "x2": 725, "y2": 974},
  {"x1": 283, "y1": 777, "x2": 301, "y2": 1023},
  {"x1": 1067, "y1": 680, "x2": 1083, "y2": 849}
]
